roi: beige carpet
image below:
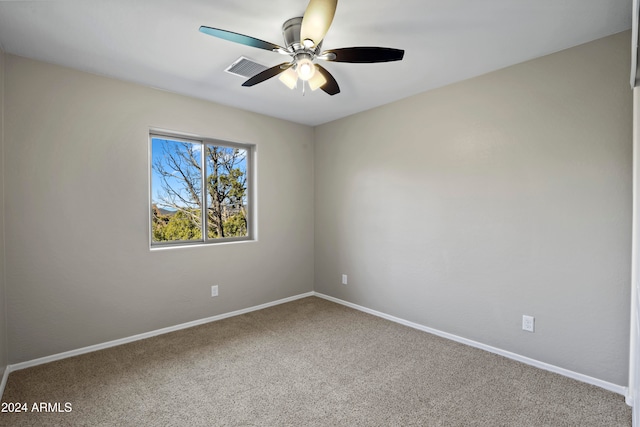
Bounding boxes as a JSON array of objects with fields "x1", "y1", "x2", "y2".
[{"x1": 0, "y1": 296, "x2": 632, "y2": 426}]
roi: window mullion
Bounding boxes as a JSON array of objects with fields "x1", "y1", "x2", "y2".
[{"x1": 201, "y1": 142, "x2": 207, "y2": 242}]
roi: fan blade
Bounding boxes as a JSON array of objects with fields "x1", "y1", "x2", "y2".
[
  {"x1": 199, "y1": 26, "x2": 286, "y2": 52},
  {"x1": 321, "y1": 47, "x2": 405, "y2": 63},
  {"x1": 300, "y1": 0, "x2": 338, "y2": 48},
  {"x1": 242, "y1": 63, "x2": 293, "y2": 87},
  {"x1": 315, "y1": 64, "x2": 340, "y2": 95}
]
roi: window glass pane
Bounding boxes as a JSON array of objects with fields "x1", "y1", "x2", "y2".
[
  {"x1": 151, "y1": 137, "x2": 203, "y2": 243},
  {"x1": 205, "y1": 145, "x2": 248, "y2": 239}
]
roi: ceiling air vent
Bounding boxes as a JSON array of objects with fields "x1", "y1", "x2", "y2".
[{"x1": 225, "y1": 56, "x2": 268, "y2": 78}]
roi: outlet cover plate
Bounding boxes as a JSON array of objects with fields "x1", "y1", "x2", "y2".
[
  {"x1": 522, "y1": 315, "x2": 535, "y2": 332},
  {"x1": 211, "y1": 285, "x2": 219, "y2": 297}
]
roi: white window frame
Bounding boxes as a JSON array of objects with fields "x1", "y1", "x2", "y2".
[{"x1": 149, "y1": 129, "x2": 255, "y2": 248}]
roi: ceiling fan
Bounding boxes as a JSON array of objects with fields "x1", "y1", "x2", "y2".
[{"x1": 199, "y1": 0, "x2": 405, "y2": 95}]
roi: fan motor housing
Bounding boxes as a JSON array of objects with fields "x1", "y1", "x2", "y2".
[
  {"x1": 282, "y1": 17, "x2": 322, "y2": 53},
  {"x1": 282, "y1": 17, "x2": 302, "y2": 49}
]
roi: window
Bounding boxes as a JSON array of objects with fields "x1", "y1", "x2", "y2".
[{"x1": 150, "y1": 131, "x2": 253, "y2": 247}]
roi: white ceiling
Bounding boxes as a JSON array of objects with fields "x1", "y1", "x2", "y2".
[{"x1": 0, "y1": 0, "x2": 632, "y2": 126}]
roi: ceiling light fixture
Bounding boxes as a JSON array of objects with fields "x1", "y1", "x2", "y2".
[
  {"x1": 199, "y1": 1, "x2": 405, "y2": 97},
  {"x1": 278, "y1": 63, "x2": 326, "y2": 92},
  {"x1": 296, "y1": 56, "x2": 315, "y2": 81}
]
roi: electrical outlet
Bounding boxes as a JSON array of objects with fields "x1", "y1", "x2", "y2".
[
  {"x1": 341, "y1": 274, "x2": 348, "y2": 285},
  {"x1": 522, "y1": 315, "x2": 535, "y2": 332},
  {"x1": 211, "y1": 285, "x2": 219, "y2": 297}
]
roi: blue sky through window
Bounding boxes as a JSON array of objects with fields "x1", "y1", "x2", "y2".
[{"x1": 151, "y1": 137, "x2": 248, "y2": 211}]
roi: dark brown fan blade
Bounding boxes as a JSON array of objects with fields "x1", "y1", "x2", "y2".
[
  {"x1": 322, "y1": 47, "x2": 405, "y2": 63},
  {"x1": 300, "y1": 0, "x2": 338, "y2": 48},
  {"x1": 242, "y1": 63, "x2": 292, "y2": 87},
  {"x1": 199, "y1": 26, "x2": 286, "y2": 52},
  {"x1": 315, "y1": 64, "x2": 340, "y2": 95}
]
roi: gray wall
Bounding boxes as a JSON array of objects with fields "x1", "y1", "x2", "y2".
[
  {"x1": 0, "y1": 47, "x2": 6, "y2": 376},
  {"x1": 4, "y1": 55, "x2": 314, "y2": 363},
  {"x1": 314, "y1": 32, "x2": 632, "y2": 385},
  {"x1": 1, "y1": 31, "x2": 633, "y2": 388}
]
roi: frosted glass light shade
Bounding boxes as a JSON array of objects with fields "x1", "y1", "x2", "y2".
[
  {"x1": 297, "y1": 58, "x2": 315, "y2": 81},
  {"x1": 308, "y1": 69, "x2": 327, "y2": 91},
  {"x1": 278, "y1": 68, "x2": 298, "y2": 89}
]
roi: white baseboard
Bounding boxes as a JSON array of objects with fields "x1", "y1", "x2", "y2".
[
  {"x1": 1, "y1": 290, "x2": 628, "y2": 403},
  {"x1": 0, "y1": 366, "x2": 9, "y2": 400},
  {"x1": 313, "y1": 292, "x2": 629, "y2": 398},
  {"x1": 2, "y1": 291, "x2": 315, "y2": 384}
]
